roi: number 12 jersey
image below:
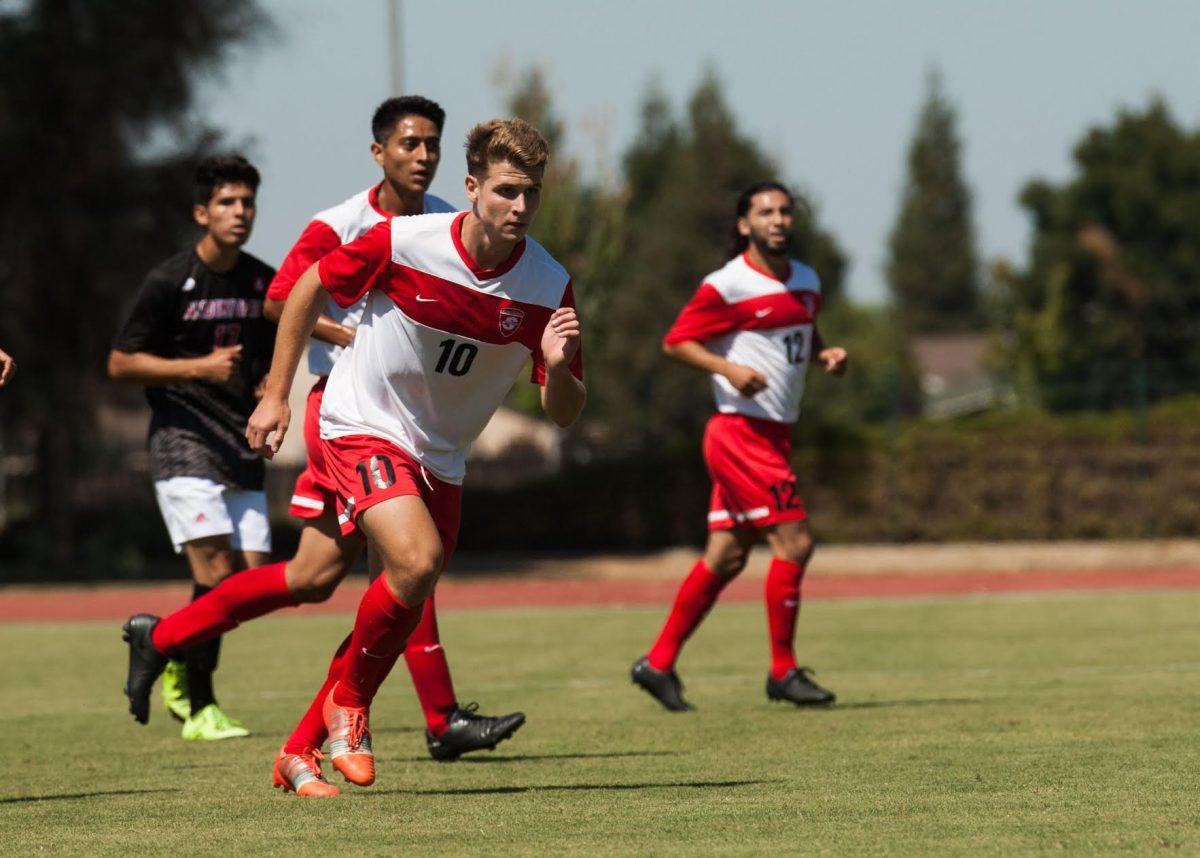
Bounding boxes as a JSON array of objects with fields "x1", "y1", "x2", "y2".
[{"x1": 664, "y1": 252, "x2": 822, "y2": 424}]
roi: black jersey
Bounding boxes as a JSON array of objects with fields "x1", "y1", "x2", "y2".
[{"x1": 112, "y1": 248, "x2": 277, "y2": 490}]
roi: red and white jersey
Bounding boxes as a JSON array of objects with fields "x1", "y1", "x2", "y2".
[
  {"x1": 665, "y1": 253, "x2": 821, "y2": 424},
  {"x1": 316, "y1": 211, "x2": 583, "y2": 484},
  {"x1": 267, "y1": 184, "x2": 456, "y2": 376}
]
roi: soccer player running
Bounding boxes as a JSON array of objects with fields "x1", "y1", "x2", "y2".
[
  {"x1": 246, "y1": 117, "x2": 583, "y2": 797},
  {"x1": 631, "y1": 182, "x2": 848, "y2": 712},
  {"x1": 121, "y1": 97, "x2": 526, "y2": 762},
  {"x1": 110, "y1": 156, "x2": 276, "y2": 740}
]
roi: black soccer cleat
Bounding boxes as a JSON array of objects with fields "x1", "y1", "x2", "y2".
[
  {"x1": 122, "y1": 613, "x2": 168, "y2": 725},
  {"x1": 766, "y1": 667, "x2": 836, "y2": 707},
  {"x1": 631, "y1": 656, "x2": 695, "y2": 712},
  {"x1": 426, "y1": 704, "x2": 526, "y2": 762}
]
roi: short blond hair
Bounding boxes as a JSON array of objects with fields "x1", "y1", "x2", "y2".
[{"x1": 465, "y1": 118, "x2": 550, "y2": 178}]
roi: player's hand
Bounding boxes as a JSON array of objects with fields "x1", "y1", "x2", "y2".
[
  {"x1": 818, "y1": 347, "x2": 848, "y2": 376},
  {"x1": 541, "y1": 307, "x2": 581, "y2": 370},
  {"x1": 246, "y1": 394, "x2": 290, "y2": 459},
  {"x1": 0, "y1": 347, "x2": 15, "y2": 388},
  {"x1": 194, "y1": 345, "x2": 243, "y2": 383},
  {"x1": 724, "y1": 363, "x2": 768, "y2": 396}
]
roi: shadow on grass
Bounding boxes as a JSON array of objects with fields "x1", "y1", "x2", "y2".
[
  {"x1": 361, "y1": 779, "x2": 773, "y2": 797},
  {"x1": 0, "y1": 788, "x2": 177, "y2": 805},
  {"x1": 831, "y1": 697, "x2": 983, "y2": 711},
  {"x1": 461, "y1": 750, "x2": 680, "y2": 764},
  {"x1": 384, "y1": 750, "x2": 681, "y2": 764}
]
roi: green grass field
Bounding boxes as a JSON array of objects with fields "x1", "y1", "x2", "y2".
[{"x1": 2, "y1": 590, "x2": 1198, "y2": 854}]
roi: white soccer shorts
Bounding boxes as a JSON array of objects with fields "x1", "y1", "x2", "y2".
[{"x1": 153, "y1": 476, "x2": 272, "y2": 554}]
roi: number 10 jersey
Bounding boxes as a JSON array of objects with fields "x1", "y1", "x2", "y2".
[{"x1": 316, "y1": 212, "x2": 582, "y2": 485}]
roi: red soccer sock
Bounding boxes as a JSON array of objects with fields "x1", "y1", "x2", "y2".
[
  {"x1": 765, "y1": 557, "x2": 807, "y2": 680},
  {"x1": 150, "y1": 562, "x2": 297, "y2": 656},
  {"x1": 284, "y1": 633, "x2": 350, "y2": 755},
  {"x1": 334, "y1": 575, "x2": 423, "y2": 709},
  {"x1": 646, "y1": 560, "x2": 728, "y2": 672},
  {"x1": 403, "y1": 596, "x2": 457, "y2": 736}
]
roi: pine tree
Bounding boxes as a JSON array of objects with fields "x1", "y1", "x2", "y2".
[{"x1": 887, "y1": 70, "x2": 981, "y2": 333}]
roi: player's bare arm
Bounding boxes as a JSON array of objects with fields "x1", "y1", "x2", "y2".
[
  {"x1": 263, "y1": 297, "x2": 355, "y2": 348},
  {"x1": 0, "y1": 345, "x2": 15, "y2": 387},
  {"x1": 663, "y1": 339, "x2": 768, "y2": 396},
  {"x1": 108, "y1": 345, "x2": 243, "y2": 385},
  {"x1": 539, "y1": 307, "x2": 586, "y2": 427},
  {"x1": 246, "y1": 264, "x2": 325, "y2": 457}
]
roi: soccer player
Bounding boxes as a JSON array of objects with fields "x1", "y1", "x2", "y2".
[
  {"x1": 110, "y1": 156, "x2": 276, "y2": 740},
  {"x1": 251, "y1": 117, "x2": 583, "y2": 797},
  {"x1": 120, "y1": 97, "x2": 525, "y2": 762},
  {"x1": 630, "y1": 182, "x2": 848, "y2": 712},
  {"x1": 0, "y1": 345, "x2": 14, "y2": 387}
]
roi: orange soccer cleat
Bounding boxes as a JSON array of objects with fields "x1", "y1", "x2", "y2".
[
  {"x1": 272, "y1": 746, "x2": 339, "y2": 798},
  {"x1": 323, "y1": 683, "x2": 375, "y2": 786}
]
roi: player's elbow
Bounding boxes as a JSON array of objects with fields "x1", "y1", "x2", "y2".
[{"x1": 107, "y1": 350, "x2": 131, "y2": 380}]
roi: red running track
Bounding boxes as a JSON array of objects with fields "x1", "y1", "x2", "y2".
[{"x1": 3, "y1": 566, "x2": 1200, "y2": 623}]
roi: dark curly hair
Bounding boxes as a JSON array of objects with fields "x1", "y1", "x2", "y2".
[
  {"x1": 193, "y1": 155, "x2": 260, "y2": 206},
  {"x1": 372, "y1": 95, "x2": 446, "y2": 143}
]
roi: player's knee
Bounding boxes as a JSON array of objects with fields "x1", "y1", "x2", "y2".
[
  {"x1": 383, "y1": 543, "x2": 443, "y2": 599},
  {"x1": 292, "y1": 568, "x2": 342, "y2": 603},
  {"x1": 778, "y1": 531, "x2": 814, "y2": 565},
  {"x1": 707, "y1": 549, "x2": 749, "y2": 580}
]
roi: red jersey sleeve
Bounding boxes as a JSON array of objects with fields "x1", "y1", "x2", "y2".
[
  {"x1": 266, "y1": 220, "x2": 342, "y2": 301},
  {"x1": 531, "y1": 281, "x2": 585, "y2": 385},
  {"x1": 663, "y1": 282, "x2": 737, "y2": 345},
  {"x1": 317, "y1": 221, "x2": 392, "y2": 308}
]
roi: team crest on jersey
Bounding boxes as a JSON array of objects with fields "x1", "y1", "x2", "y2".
[
  {"x1": 799, "y1": 292, "x2": 818, "y2": 316},
  {"x1": 499, "y1": 307, "x2": 525, "y2": 337},
  {"x1": 254, "y1": 277, "x2": 265, "y2": 293}
]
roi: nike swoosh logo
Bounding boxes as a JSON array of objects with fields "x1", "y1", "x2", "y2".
[
  {"x1": 755, "y1": 308, "x2": 773, "y2": 318},
  {"x1": 416, "y1": 295, "x2": 437, "y2": 303}
]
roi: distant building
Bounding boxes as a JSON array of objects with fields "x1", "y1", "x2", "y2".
[{"x1": 911, "y1": 333, "x2": 1007, "y2": 419}]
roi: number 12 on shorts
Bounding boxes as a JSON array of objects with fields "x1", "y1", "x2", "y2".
[{"x1": 769, "y1": 479, "x2": 802, "y2": 511}]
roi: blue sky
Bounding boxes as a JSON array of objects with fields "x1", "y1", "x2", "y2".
[{"x1": 197, "y1": 0, "x2": 1200, "y2": 303}]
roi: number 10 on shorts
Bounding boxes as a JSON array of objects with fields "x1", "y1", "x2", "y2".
[{"x1": 355, "y1": 455, "x2": 397, "y2": 495}]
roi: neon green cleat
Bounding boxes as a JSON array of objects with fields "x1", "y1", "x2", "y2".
[
  {"x1": 161, "y1": 660, "x2": 191, "y2": 723},
  {"x1": 181, "y1": 704, "x2": 250, "y2": 741}
]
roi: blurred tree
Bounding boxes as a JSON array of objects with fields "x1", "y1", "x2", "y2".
[
  {"x1": 501, "y1": 67, "x2": 626, "y2": 419},
  {"x1": 589, "y1": 72, "x2": 848, "y2": 455},
  {"x1": 887, "y1": 70, "x2": 982, "y2": 333},
  {"x1": 0, "y1": 0, "x2": 270, "y2": 570},
  {"x1": 996, "y1": 99, "x2": 1200, "y2": 409}
]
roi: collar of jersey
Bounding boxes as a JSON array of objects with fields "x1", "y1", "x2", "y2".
[
  {"x1": 741, "y1": 251, "x2": 792, "y2": 284},
  {"x1": 451, "y1": 211, "x2": 527, "y2": 281}
]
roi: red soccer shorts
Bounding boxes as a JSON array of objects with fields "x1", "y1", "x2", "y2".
[
  {"x1": 287, "y1": 377, "x2": 337, "y2": 520},
  {"x1": 320, "y1": 433, "x2": 462, "y2": 561},
  {"x1": 703, "y1": 412, "x2": 807, "y2": 531}
]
